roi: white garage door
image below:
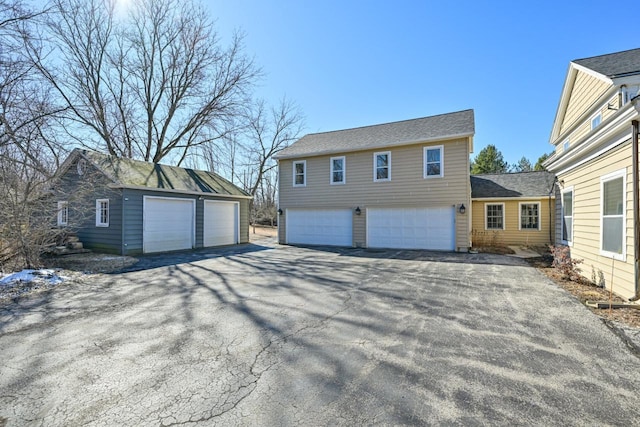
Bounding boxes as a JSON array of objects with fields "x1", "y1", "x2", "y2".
[
  {"x1": 204, "y1": 200, "x2": 239, "y2": 247},
  {"x1": 143, "y1": 197, "x2": 195, "y2": 253},
  {"x1": 367, "y1": 207, "x2": 455, "y2": 250},
  {"x1": 287, "y1": 209, "x2": 352, "y2": 247}
]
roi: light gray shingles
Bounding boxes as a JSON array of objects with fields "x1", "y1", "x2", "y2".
[
  {"x1": 471, "y1": 171, "x2": 555, "y2": 199},
  {"x1": 276, "y1": 109, "x2": 474, "y2": 159},
  {"x1": 573, "y1": 48, "x2": 640, "y2": 78}
]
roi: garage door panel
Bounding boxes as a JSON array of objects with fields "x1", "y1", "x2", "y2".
[
  {"x1": 287, "y1": 209, "x2": 352, "y2": 247},
  {"x1": 144, "y1": 197, "x2": 194, "y2": 253},
  {"x1": 367, "y1": 207, "x2": 454, "y2": 250},
  {"x1": 204, "y1": 201, "x2": 239, "y2": 247}
]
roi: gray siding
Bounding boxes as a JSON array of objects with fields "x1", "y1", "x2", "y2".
[
  {"x1": 56, "y1": 158, "x2": 123, "y2": 254},
  {"x1": 122, "y1": 189, "x2": 249, "y2": 255}
]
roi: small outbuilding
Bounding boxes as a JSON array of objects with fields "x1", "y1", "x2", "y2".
[
  {"x1": 53, "y1": 149, "x2": 251, "y2": 255},
  {"x1": 471, "y1": 171, "x2": 556, "y2": 248}
]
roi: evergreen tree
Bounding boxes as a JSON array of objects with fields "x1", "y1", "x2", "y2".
[{"x1": 470, "y1": 145, "x2": 509, "y2": 174}]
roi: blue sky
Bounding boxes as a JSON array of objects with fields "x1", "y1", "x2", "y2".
[{"x1": 208, "y1": 0, "x2": 638, "y2": 166}]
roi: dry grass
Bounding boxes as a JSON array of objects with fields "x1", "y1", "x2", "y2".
[{"x1": 250, "y1": 225, "x2": 277, "y2": 241}]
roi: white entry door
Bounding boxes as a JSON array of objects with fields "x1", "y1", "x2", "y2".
[
  {"x1": 367, "y1": 207, "x2": 455, "y2": 250},
  {"x1": 203, "y1": 200, "x2": 239, "y2": 247},
  {"x1": 143, "y1": 196, "x2": 195, "y2": 253},
  {"x1": 286, "y1": 209, "x2": 353, "y2": 247}
]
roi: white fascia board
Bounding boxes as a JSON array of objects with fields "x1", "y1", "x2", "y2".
[
  {"x1": 472, "y1": 196, "x2": 554, "y2": 201},
  {"x1": 571, "y1": 63, "x2": 613, "y2": 84},
  {"x1": 274, "y1": 133, "x2": 474, "y2": 160},
  {"x1": 547, "y1": 105, "x2": 639, "y2": 175}
]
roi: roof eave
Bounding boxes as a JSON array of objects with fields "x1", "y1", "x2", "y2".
[{"x1": 274, "y1": 132, "x2": 475, "y2": 160}]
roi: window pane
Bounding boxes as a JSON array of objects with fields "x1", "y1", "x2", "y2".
[
  {"x1": 486, "y1": 205, "x2": 503, "y2": 229},
  {"x1": 295, "y1": 163, "x2": 304, "y2": 174},
  {"x1": 333, "y1": 171, "x2": 343, "y2": 182},
  {"x1": 603, "y1": 217, "x2": 623, "y2": 253},
  {"x1": 333, "y1": 159, "x2": 343, "y2": 172},
  {"x1": 563, "y1": 217, "x2": 572, "y2": 241},
  {"x1": 427, "y1": 163, "x2": 440, "y2": 176},
  {"x1": 377, "y1": 168, "x2": 388, "y2": 180},
  {"x1": 377, "y1": 154, "x2": 388, "y2": 168},
  {"x1": 603, "y1": 177, "x2": 623, "y2": 215},
  {"x1": 427, "y1": 149, "x2": 440, "y2": 162},
  {"x1": 295, "y1": 175, "x2": 304, "y2": 185},
  {"x1": 563, "y1": 191, "x2": 573, "y2": 215}
]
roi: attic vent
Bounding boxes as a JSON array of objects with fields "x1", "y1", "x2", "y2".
[{"x1": 77, "y1": 159, "x2": 87, "y2": 176}]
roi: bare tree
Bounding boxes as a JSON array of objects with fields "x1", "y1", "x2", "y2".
[
  {"x1": 0, "y1": 0, "x2": 69, "y2": 270},
  {"x1": 33, "y1": 0, "x2": 259, "y2": 164},
  {"x1": 244, "y1": 97, "x2": 304, "y2": 197}
]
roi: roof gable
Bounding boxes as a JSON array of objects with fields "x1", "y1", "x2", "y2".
[
  {"x1": 275, "y1": 109, "x2": 474, "y2": 159},
  {"x1": 471, "y1": 171, "x2": 555, "y2": 199},
  {"x1": 58, "y1": 149, "x2": 250, "y2": 198}
]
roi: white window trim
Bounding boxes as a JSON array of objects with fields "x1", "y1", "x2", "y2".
[
  {"x1": 373, "y1": 151, "x2": 391, "y2": 182},
  {"x1": 484, "y1": 202, "x2": 505, "y2": 231},
  {"x1": 518, "y1": 201, "x2": 541, "y2": 231},
  {"x1": 423, "y1": 145, "x2": 444, "y2": 179},
  {"x1": 562, "y1": 139, "x2": 570, "y2": 152},
  {"x1": 96, "y1": 199, "x2": 109, "y2": 227},
  {"x1": 330, "y1": 156, "x2": 346, "y2": 185},
  {"x1": 600, "y1": 169, "x2": 626, "y2": 261},
  {"x1": 57, "y1": 201, "x2": 68, "y2": 226},
  {"x1": 590, "y1": 112, "x2": 602, "y2": 130},
  {"x1": 293, "y1": 160, "x2": 306, "y2": 187},
  {"x1": 561, "y1": 187, "x2": 574, "y2": 246}
]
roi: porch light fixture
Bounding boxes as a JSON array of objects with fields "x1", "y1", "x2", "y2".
[
  {"x1": 458, "y1": 204, "x2": 466, "y2": 214},
  {"x1": 277, "y1": 208, "x2": 283, "y2": 216},
  {"x1": 355, "y1": 207, "x2": 361, "y2": 215}
]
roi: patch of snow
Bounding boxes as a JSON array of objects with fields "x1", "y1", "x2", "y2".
[{"x1": 0, "y1": 269, "x2": 66, "y2": 287}]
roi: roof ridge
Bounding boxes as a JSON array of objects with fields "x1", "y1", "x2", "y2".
[{"x1": 303, "y1": 109, "x2": 474, "y2": 138}]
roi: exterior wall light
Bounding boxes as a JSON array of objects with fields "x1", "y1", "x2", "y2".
[
  {"x1": 277, "y1": 208, "x2": 283, "y2": 216},
  {"x1": 355, "y1": 207, "x2": 361, "y2": 215},
  {"x1": 458, "y1": 204, "x2": 466, "y2": 214}
]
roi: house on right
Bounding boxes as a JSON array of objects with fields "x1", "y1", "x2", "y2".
[{"x1": 545, "y1": 47, "x2": 640, "y2": 300}]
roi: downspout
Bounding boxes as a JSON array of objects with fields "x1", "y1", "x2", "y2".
[
  {"x1": 631, "y1": 119, "x2": 640, "y2": 301},
  {"x1": 548, "y1": 176, "x2": 557, "y2": 245}
]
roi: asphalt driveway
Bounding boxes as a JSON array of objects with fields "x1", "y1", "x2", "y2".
[{"x1": 1, "y1": 242, "x2": 640, "y2": 426}]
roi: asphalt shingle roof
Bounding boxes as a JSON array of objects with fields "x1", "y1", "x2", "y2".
[
  {"x1": 471, "y1": 171, "x2": 555, "y2": 199},
  {"x1": 275, "y1": 109, "x2": 474, "y2": 159},
  {"x1": 573, "y1": 48, "x2": 640, "y2": 78},
  {"x1": 78, "y1": 149, "x2": 249, "y2": 197}
]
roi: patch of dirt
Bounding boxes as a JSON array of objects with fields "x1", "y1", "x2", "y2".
[
  {"x1": 250, "y1": 225, "x2": 277, "y2": 242},
  {"x1": 42, "y1": 253, "x2": 139, "y2": 273},
  {"x1": 527, "y1": 256, "x2": 640, "y2": 329}
]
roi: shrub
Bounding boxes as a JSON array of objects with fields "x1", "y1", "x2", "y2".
[{"x1": 550, "y1": 245, "x2": 583, "y2": 281}]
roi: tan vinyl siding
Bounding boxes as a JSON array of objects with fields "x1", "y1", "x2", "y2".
[
  {"x1": 556, "y1": 141, "x2": 634, "y2": 298},
  {"x1": 559, "y1": 92, "x2": 620, "y2": 150},
  {"x1": 559, "y1": 71, "x2": 610, "y2": 136},
  {"x1": 278, "y1": 138, "x2": 471, "y2": 250},
  {"x1": 471, "y1": 199, "x2": 554, "y2": 247}
]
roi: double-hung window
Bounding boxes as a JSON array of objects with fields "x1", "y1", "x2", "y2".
[
  {"x1": 96, "y1": 199, "x2": 109, "y2": 227},
  {"x1": 374, "y1": 151, "x2": 391, "y2": 182},
  {"x1": 57, "y1": 201, "x2": 68, "y2": 226},
  {"x1": 519, "y1": 202, "x2": 540, "y2": 230},
  {"x1": 293, "y1": 160, "x2": 306, "y2": 187},
  {"x1": 485, "y1": 203, "x2": 504, "y2": 230},
  {"x1": 601, "y1": 170, "x2": 625, "y2": 259},
  {"x1": 562, "y1": 188, "x2": 574, "y2": 244},
  {"x1": 424, "y1": 145, "x2": 444, "y2": 178},
  {"x1": 330, "y1": 156, "x2": 345, "y2": 184}
]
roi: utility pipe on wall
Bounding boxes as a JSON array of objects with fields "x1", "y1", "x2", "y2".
[{"x1": 632, "y1": 119, "x2": 640, "y2": 301}]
